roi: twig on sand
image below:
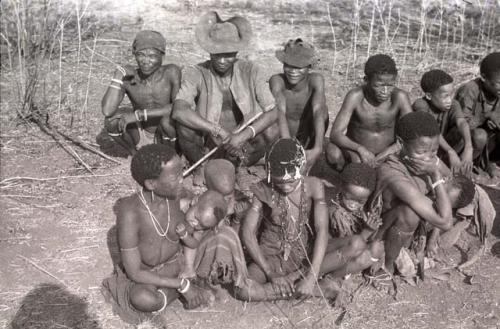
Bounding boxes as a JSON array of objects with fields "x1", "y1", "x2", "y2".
[
  {"x1": 18, "y1": 254, "x2": 69, "y2": 288},
  {"x1": 0, "y1": 173, "x2": 124, "y2": 186},
  {"x1": 60, "y1": 244, "x2": 99, "y2": 254}
]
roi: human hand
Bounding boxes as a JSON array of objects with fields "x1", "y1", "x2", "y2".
[
  {"x1": 357, "y1": 146, "x2": 376, "y2": 166},
  {"x1": 403, "y1": 155, "x2": 440, "y2": 176},
  {"x1": 269, "y1": 275, "x2": 295, "y2": 297},
  {"x1": 460, "y1": 148, "x2": 473, "y2": 177},
  {"x1": 176, "y1": 223, "x2": 187, "y2": 238},
  {"x1": 295, "y1": 275, "x2": 315, "y2": 297},
  {"x1": 485, "y1": 112, "x2": 500, "y2": 131},
  {"x1": 426, "y1": 238, "x2": 439, "y2": 259},
  {"x1": 448, "y1": 151, "x2": 462, "y2": 174},
  {"x1": 118, "y1": 112, "x2": 137, "y2": 133},
  {"x1": 363, "y1": 211, "x2": 382, "y2": 231},
  {"x1": 224, "y1": 132, "x2": 248, "y2": 156},
  {"x1": 210, "y1": 125, "x2": 230, "y2": 146},
  {"x1": 115, "y1": 64, "x2": 136, "y2": 79}
]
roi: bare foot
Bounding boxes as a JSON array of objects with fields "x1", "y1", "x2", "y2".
[{"x1": 181, "y1": 284, "x2": 214, "y2": 309}]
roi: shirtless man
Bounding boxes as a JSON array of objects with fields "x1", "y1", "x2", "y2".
[
  {"x1": 326, "y1": 54, "x2": 412, "y2": 170},
  {"x1": 270, "y1": 38, "x2": 328, "y2": 172},
  {"x1": 172, "y1": 12, "x2": 278, "y2": 167},
  {"x1": 102, "y1": 30, "x2": 181, "y2": 155},
  {"x1": 101, "y1": 144, "x2": 211, "y2": 325}
]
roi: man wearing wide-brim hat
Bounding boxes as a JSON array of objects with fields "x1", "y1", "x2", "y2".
[
  {"x1": 102, "y1": 30, "x2": 181, "y2": 156},
  {"x1": 172, "y1": 12, "x2": 279, "y2": 168},
  {"x1": 270, "y1": 38, "x2": 329, "y2": 173}
]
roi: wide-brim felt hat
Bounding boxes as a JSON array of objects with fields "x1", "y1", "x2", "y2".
[
  {"x1": 195, "y1": 11, "x2": 252, "y2": 54},
  {"x1": 275, "y1": 38, "x2": 317, "y2": 68}
]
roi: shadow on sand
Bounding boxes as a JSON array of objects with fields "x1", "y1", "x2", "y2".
[{"x1": 9, "y1": 283, "x2": 102, "y2": 329}]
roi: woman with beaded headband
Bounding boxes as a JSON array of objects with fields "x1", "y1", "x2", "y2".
[{"x1": 236, "y1": 138, "x2": 340, "y2": 301}]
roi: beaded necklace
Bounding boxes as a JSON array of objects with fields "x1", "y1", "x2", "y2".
[{"x1": 138, "y1": 189, "x2": 176, "y2": 243}]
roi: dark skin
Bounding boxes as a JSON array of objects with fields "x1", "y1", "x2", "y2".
[
  {"x1": 327, "y1": 73, "x2": 412, "y2": 169},
  {"x1": 242, "y1": 176, "x2": 332, "y2": 299},
  {"x1": 377, "y1": 135, "x2": 453, "y2": 273},
  {"x1": 270, "y1": 66, "x2": 327, "y2": 172},
  {"x1": 117, "y1": 156, "x2": 211, "y2": 311},
  {"x1": 423, "y1": 83, "x2": 473, "y2": 175},
  {"x1": 102, "y1": 48, "x2": 181, "y2": 154},
  {"x1": 172, "y1": 52, "x2": 278, "y2": 161}
]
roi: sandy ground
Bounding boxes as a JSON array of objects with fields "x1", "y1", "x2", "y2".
[{"x1": 1, "y1": 1, "x2": 500, "y2": 328}]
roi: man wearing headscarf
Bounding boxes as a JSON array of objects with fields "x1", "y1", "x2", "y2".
[{"x1": 102, "y1": 30, "x2": 181, "y2": 155}]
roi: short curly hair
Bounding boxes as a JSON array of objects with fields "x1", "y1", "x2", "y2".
[
  {"x1": 480, "y1": 52, "x2": 500, "y2": 79},
  {"x1": 364, "y1": 54, "x2": 398, "y2": 79},
  {"x1": 420, "y1": 69, "x2": 453, "y2": 93},
  {"x1": 341, "y1": 162, "x2": 377, "y2": 192},
  {"x1": 130, "y1": 144, "x2": 177, "y2": 186},
  {"x1": 449, "y1": 174, "x2": 475, "y2": 209},
  {"x1": 396, "y1": 111, "x2": 440, "y2": 142}
]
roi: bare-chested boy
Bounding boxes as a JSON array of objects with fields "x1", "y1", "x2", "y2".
[
  {"x1": 374, "y1": 112, "x2": 453, "y2": 274},
  {"x1": 413, "y1": 69, "x2": 473, "y2": 174},
  {"x1": 101, "y1": 144, "x2": 211, "y2": 325},
  {"x1": 102, "y1": 30, "x2": 181, "y2": 155},
  {"x1": 270, "y1": 38, "x2": 329, "y2": 171},
  {"x1": 326, "y1": 54, "x2": 412, "y2": 170},
  {"x1": 455, "y1": 52, "x2": 500, "y2": 178}
]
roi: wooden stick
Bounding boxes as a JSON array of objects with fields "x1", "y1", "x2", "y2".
[
  {"x1": 18, "y1": 254, "x2": 69, "y2": 288},
  {"x1": 182, "y1": 112, "x2": 263, "y2": 178},
  {"x1": 0, "y1": 173, "x2": 124, "y2": 185}
]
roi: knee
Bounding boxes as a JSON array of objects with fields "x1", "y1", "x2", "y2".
[
  {"x1": 471, "y1": 128, "x2": 488, "y2": 149},
  {"x1": 129, "y1": 285, "x2": 163, "y2": 313},
  {"x1": 104, "y1": 116, "x2": 119, "y2": 135},
  {"x1": 325, "y1": 143, "x2": 343, "y2": 165},
  {"x1": 262, "y1": 123, "x2": 280, "y2": 142},
  {"x1": 348, "y1": 235, "x2": 367, "y2": 257},
  {"x1": 234, "y1": 285, "x2": 251, "y2": 302}
]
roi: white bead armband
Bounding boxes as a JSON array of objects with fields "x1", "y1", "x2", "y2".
[{"x1": 431, "y1": 178, "x2": 445, "y2": 189}]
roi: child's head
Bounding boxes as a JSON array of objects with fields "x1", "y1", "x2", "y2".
[
  {"x1": 445, "y1": 174, "x2": 475, "y2": 209},
  {"x1": 130, "y1": 144, "x2": 182, "y2": 199},
  {"x1": 364, "y1": 54, "x2": 398, "y2": 103},
  {"x1": 480, "y1": 52, "x2": 500, "y2": 98},
  {"x1": 204, "y1": 159, "x2": 236, "y2": 196},
  {"x1": 266, "y1": 138, "x2": 306, "y2": 195},
  {"x1": 340, "y1": 163, "x2": 377, "y2": 212},
  {"x1": 420, "y1": 69, "x2": 454, "y2": 111},
  {"x1": 186, "y1": 190, "x2": 228, "y2": 231},
  {"x1": 397, "y1": 112, "x2": 440, "y2": 175}
]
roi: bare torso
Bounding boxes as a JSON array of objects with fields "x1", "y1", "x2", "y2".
[
  {"x1": 124, "y1": 65, "x2": 178, "y2": 133},
  {"x1": 279, "y1": 74, "x2": 314, "y2": 137},
  {"x1": 347, "y1": 87, "x2": 403, "y2": 154}
]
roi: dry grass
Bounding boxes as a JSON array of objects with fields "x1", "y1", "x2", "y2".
[{"x1": 1, "y1": 1, "x2": 500, "y2": 329}]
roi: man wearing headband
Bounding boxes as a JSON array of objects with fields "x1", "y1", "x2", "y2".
[
  {"x1": 172, "y1": 12, "x2": 279, "y2": 167},
  {"x1": 102, "y1": 30, "x2": 181, "y2": 155},
  {"x1": 236, "y1": 138, "x2": 340, "y2": 301}
]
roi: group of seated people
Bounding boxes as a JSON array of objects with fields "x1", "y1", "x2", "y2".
[{"x1": 100, "y1": 11, "x2": 499, "y2": 325}]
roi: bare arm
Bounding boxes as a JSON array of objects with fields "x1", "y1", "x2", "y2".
[
  {"x1": 456, "y1": 117, "x2": 473, "y2": 166},
  {"x1": 172, "y1": 99, "x2": 219, "y2": 135},
  {"x1": 388, "y1": 169, "x2": 452, "y2": 230},
  {"x1": 270, "y1": 75, "x2": 291, "y2": 138},
  {"x1": 309, "y1": 75, "x2": 327, "y2": 152},
  {"x1": 118, "y1": 204, "x2": 182, "y2": 288},
  {"x1": 329, "y1": 90, "x2": 362, "y2": 152},
  {"x1": 101, "y1": 69, "x2": 127, "y2": 117},
  {"x1": 242, "y1": 197, "x2": 273, "y2": 278}
]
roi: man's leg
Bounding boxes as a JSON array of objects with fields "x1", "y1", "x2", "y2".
[
  {"x1": 471, "y1": 128, "x2": 488, "y2": 160},
  {"x1": 158, "y1": 115, "x2": 178, "y2": 149},
  {"x1": 129, "y1": 284, "x2": 175, "y2": 313},
  {"x1": 242, "y1": 123, "x2": 279, "y2": 166},
  {"x1": 325, "y1": 143, "x2": 357, "y2": 171},
  {"x1": 319, "y1": 235, "x2": 367, "y2": 275},
  {"x1": 176, "y1": 123, "x2": 207, "y2": 164},
  {"x1": 382, "y1": 205, "x2": 420, "y2": 274}
]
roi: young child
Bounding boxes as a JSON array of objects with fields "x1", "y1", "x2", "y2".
[
  {"x1": 203, "y1": 159, "x2": 250, "y2": 233},
  {"x1": 176, "y1": 190, "x2": 228, "y2": 279},
  {"x1": 322, "y1": 163, "x2": 384, "y2": 278},
  {"x1": 413, "y1": 69, "x2": 473, "y2": 175},
  {"x1": 270, "y1": 38, "x2": 329, "y2": 171},
  {"x1": 455, "y1": 52, "x2": 500, "y2": 178},
  {"x1": 326, "y1": 54, "x2": 412, "y2": 170}
]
